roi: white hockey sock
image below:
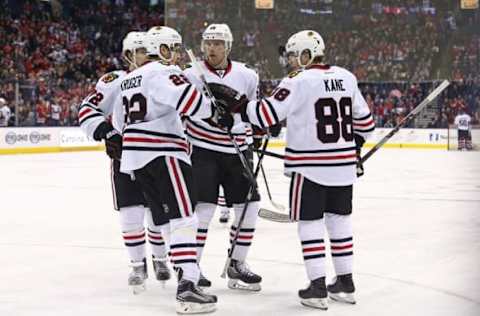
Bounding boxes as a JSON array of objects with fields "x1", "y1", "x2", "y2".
[
  {"x1": 146, "y1": 209, "x2": 169, "y2": 258},
  {"x1": 194, "y1": 203, "x2": 216, "y2": 262},
  {"x1": 298, "y1": 219, "x2": 326, "y2": 281},
  {"x1": 229, "y1": 201, "x2": 259, "y2": 262},
  {"x1": 119, "y1": 205, "x2": 147, "y2": 262},
  {"x1": 169, "y1": 215, "x2": 200, "y2": 283},
  {"x1": 325, "y1": 213, "x2": 353, "y2": 276}
]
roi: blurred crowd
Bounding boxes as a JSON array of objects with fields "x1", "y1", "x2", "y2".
[
  {"x1": 0, "y1": 0, "x2": 478, "y2": 128},
  {"x1": 0, "y1": 0, "x2": 164, "y2": 126}
]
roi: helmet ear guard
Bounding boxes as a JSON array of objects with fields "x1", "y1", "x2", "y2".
[{"x1": 285, "y1": 30, "x2": 325, "y2": 68}]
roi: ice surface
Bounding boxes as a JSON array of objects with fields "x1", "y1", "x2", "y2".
[{"x1": 1, "y1": 149, "x2": 479, "y2": 315}]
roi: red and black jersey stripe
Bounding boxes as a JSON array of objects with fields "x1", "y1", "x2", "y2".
[
  {"x1": 301, "y1": 239, "x2": 326, "y2": 260},
  {"x1": 176, "y1": 84, "x2": 204, "y2": 117},
  {"x1": 185, "y1": 119, "x2": 249, "y2": 150},
  {"x1": 169, "y1": 243, "x2": 197, "y2": 265},
  {"x1": 255, "y1": 99, "x2": 279, "y2": 129},
  {"x1": 230, "y1": 225, "x2": 255, "y2": 247},
  {"x1": 353, "y1": 113, "x2": 375, "y2": 133},
  {"x1": 330, "y1": 236, "x2": 353, "y2": 257},
  {"x1": 78, "y1": 103, "x2": 104, "y2": 125},
  {"x1": 284, "y1": 146, "x2": 357, "y2": 168},
  {"x1": 122, "y1": 128, "x2": 189, "y2": 153}
]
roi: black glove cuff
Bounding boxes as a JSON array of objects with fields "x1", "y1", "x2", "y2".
[
  {"x1": 354, "y1": 134, "x2": 365, "y2": 149},
  {"x1": 240, "y1": 109, "x2": 249, "y2": 122},
  {"x1": 93, "y1": 121, "x2": 114, "y2": 141}
]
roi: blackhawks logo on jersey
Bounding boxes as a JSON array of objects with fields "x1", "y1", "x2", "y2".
[
  {"x1": 101, "y1": 72, "x2": 119, "y2": 83},
  {"x1": 288, "y1": 70, "x2": 302, "y2": 78}
]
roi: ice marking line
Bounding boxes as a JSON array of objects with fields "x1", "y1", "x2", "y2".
[{"x1": 2, "y1": 242, "x2": 478, "y2": 305}]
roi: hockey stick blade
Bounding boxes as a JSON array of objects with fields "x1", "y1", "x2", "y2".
[
  {"x1": 271, "y1": 201, "x2": 286, "y2": 211},
  {"x1": 258, "y1": 208, "x2": 291, "y2": 223}
]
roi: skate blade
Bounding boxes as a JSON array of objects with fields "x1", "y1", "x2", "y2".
[
  {"x1": 176, "y1": 302, "x2": 216, "y2": 314},
  {"x1": 300, "y1": 298, "x2": 328, "y2": 310},
  {"x1": 131, "y1": 283, "x2": 146, "y2": 295},
  {"x1": 329, "y1": 292, "x2": 356, "y2": 304},
  {"x1": 227, "y1": 279, "x2": 261, "y2": 292}
]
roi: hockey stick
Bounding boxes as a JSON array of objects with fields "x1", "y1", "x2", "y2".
[
  {"x1": 360, "y1": 79, "x2": 450, "y2": 163},
  {"x1": 258, "y1": 152, "x2": 286, "y2": 211},
  {"x1": 220, "y1": 137, "x2": 270, "y2": 278},
  {"x1": 186, "y1": 49, "x2": 258, "y2": 189},
  {"x1": 257, "y1": 79, "x2": 451, "y2": 223},
  {"x1": 253, "y1": 148, "x2": 284, "y2": 159}
]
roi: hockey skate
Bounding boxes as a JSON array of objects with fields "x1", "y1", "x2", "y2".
[
  {"x1": 227, "y1": 259, "x2": 261, "y2": 291},
  {"x1": 298, "y1": 277, "x2": 328, "y2": 310},
  {"x1": 219, "y1": 208, "x2": 230, "y2": 224},
  {"x1": 176, "y1": 278, "x2": 217, "y2": 314},
  {"x1": 128, "y1": 259, "x2": 148, "y2": 295},
  {"x1": 198, "y1": 271, "x2": 212, "y2": 288},
  {"x1": 152, "y1": 255, "x2": 171, "y2": 286},
  {"x1": 327, "y1": 274, "x2": 356, "y2": 304}
]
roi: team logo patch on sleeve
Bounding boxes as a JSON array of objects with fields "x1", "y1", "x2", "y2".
[
  {"x1": 101, "y1": 72, "x2": 119, "y2": 83},
  {"x1": 288, "y1": 70, "x2": 302, "y2": 78}
]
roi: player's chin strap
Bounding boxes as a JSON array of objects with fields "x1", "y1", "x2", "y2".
[
  {"x1": 220, "y1": 135, "x2": 270, "y2": 279},
  {"x1": 185, "y1": 48, "x2": 258, "y2": 189},
  {"x1": 255, "y1": 79, "x2": 451, "y2": 224}
]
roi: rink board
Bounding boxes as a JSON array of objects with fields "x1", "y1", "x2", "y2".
[{"x1": 1, "y1": 127, "x2": 478, "y2": 154}]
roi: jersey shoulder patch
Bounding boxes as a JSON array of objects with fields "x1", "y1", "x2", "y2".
[
  {"x1": 288, "y1": 70, "x2": 302, "y2": 78},
  {"x1": 101, "y1": 72, "x2": 120, "y2": 83},
  {"x1": 181, "y1": 63, "x2": 192, "y2": 70}
]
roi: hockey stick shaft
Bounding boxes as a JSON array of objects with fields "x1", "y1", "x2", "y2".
[
  {"x1": 221, "y1": 137, "x2": 270, "y2": 278},
  {"x1": 258, "y1": 152, "x2": 286, "y2": 211},
  {"x1": 186, "y1": 49, "x2": 258, "y2": 189},
  {"x1": 360, "y1": 80, "x2": 449, "y2": 163}
]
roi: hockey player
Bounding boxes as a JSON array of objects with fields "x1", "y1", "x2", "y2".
[
  {"x1": 119, "y1": 26, "x2": 218, "y2": 314},
  {"x1": 182, "y1": 23, "x2": 270, "y2": 291},
  {"x1": 454, "y1": 108, "x2": 473, "y2": 150},
  {"x1": 78, "y1": 31, "x2": 171, "y2": 295},
  {"x1": 216, "y1": 30, "x2": 375, "y2": 309},
  {"x1": 0, "y1": 98, "x2": 11, "y2": 127}
]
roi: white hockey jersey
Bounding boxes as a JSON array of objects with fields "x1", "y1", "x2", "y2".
[
  {"x1": 119, "y1": 61, "x2": 214, "y2": 172},
  {"x1": 182, "y1": 60, "x2": 259, "y2": 154},
  {"x1": 78, "y1": 70, "x2": 126, "y2": 138},
  {"x1": 0, "y1": 105, "x2": 11, "y2": 127},
  {"x1": 245, "y1": 65, "x2": 375, "y2": 186},
  {"x1": 454, "y1": 113, "x2": 471, "y2": 131}
]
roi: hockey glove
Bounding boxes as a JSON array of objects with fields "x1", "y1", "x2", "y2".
[
  {"x1": 354, "y1": 134, "x2": 365, "y2": 177},
  {"x1": 269, "y1": 123, "x2": 282, "y2": 137},
  {"x1": 208, "y1": 82, "x2": 250, "y2": 122},
  {"x1": 105, "y1": 129, "x2": 123, "y2": 160},
  {"x1": 217, "y1": 112, "x2": 235, "y2": 131},
  {"x1": 93, "y1": 121, "x2": 123, "y2": 160}
]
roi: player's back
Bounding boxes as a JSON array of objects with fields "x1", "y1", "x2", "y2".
[
  {"x1": 120, "y1": 61, "x2": 211, "y2": 173},
  {"x1": 282, "y1": 65, "x2": 370, "y2": 186}
]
